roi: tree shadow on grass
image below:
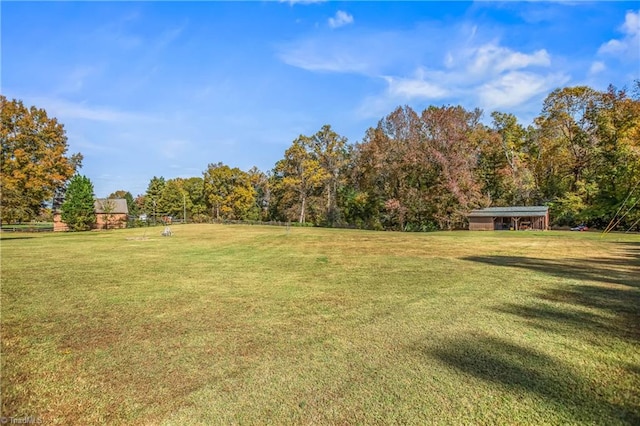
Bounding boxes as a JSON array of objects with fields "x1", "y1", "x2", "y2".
[
  {"x1": 451, "y1": 243, "x2": 640, "y2": 423},
  {"x1": 462, "y1": 253, "x2": 639, "y2": 288},
  {"x1": 0, "y1": 235, "x2": 36, "y2": 241},
  {"x1": 463, "y1": 243, "x2": 640, "y2": 342},
  {"x1": 425, "y1": 336, "x2": 640, "y2": 424},
  {"x1": 494, "y1": 277, "x2": 640, "y2": 342}
]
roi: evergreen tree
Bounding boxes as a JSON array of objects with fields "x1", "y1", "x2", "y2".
[
  {"x1": 61, "y1": 175, "x2": 96, "y2": 231},
  {"x1": 144, "y1": 176, "x2": 166, "y2": 224}
]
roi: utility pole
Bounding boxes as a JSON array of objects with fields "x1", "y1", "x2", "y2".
[{"x1": 183, "y1": 192, "x2": 187, "y2": 224}]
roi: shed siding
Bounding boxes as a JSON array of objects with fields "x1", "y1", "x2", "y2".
[
  {"x1": 468, "y1": 206, "x2": 549, "y2": 231},
  {"x1": 469, "y1": 217, "x2": 494, "y2": 231}
]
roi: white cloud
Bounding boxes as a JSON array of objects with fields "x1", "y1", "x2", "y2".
[
  {"x1": 280, "y1": 20, "x2": 567, "y2": 117},
  {"x1": 589, "y1": 61, "x2": 606, "y2": 75},
  {"x1": 468, "y1": 44, "x2": 550, "y2": 75},
  {"x1": 366, "y1": 43, "x2": 558, "y2": 114},
  {"x1": 477, "y1": 71, "x2": 569, "y2": 109},
  {"x1": 356, "y1": 73, "x2": 448, "y2": 119},
  {"x1": 384, "y1": 75, "x2": 448, "y2": 100},
  {"x1": 328, "y1": 11, "x2": 354, "y2": 29},
  {"x1": 444, "y1": 52, "x2": 455, "y2": 68},
  {"x1": 598, "y1": 10, "x2": 640, "y2": 59},
  {"x1": 599, "y1": 39, "x2": 625, "y2": 55},
  {"x1": 622, "y1": 9, "x2": 640, "y2": 35}
]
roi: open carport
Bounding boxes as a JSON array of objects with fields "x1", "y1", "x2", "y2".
[{"x1": 468, "y1": 206, "x2": 549, "y2": 231}]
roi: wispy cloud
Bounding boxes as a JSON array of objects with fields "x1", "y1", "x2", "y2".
[
  {"x1": 56, "y1": 65, "x2": 102, "y2": 94},
  {"x1": 598, "y1": 10, "x2": 640, "y2": 60},
  {"x1": 155, "y1": 23, "x2": 187, "y2": 51},
  {"x1": 589, "y1": 61, "x2": 606, "y2": 75},
  {"x1": 277, "y1": 29, "x2": 422, "y2": 75},
  {"x1": 31, "y1": 97, "x2": 154, "y2": 123},
  {"x1": 383, "y1": 70, "x2": 449, "y2": 100},
  {"x1": 278, "y1": 38, "x2": 370, "y2": 73},
  {"x1": 328, "y1": 11, "x2": 354, "y2": 29},
  {"x1": 356, "y1": 71, "x2": 449, "y2": 119},
  {"x1": 160, "y1": 139, "x2": 191, "y2": 160},
  {"x1": 93, "y1": 10, "x2": 144, "y2": 50}
]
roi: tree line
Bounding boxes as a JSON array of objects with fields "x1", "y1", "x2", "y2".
[{"x1": 2, "y1": 82, "x2": 639, "y2": 231}]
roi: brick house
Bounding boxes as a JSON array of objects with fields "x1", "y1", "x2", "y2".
[{"x1": 53, "y1": 198, "x2": 129, "y2": 231}]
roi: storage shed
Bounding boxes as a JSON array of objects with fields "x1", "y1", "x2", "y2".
[{"x1": 468, "y1": 206, "x2": 549, "y2": 231}]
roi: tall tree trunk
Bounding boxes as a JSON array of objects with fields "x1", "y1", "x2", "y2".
[{"x1": 299, "y1": 195, "x2": 306, "y2": 223}]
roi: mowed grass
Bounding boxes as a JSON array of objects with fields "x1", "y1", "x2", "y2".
[{"x1": 1, "y1": 225, "x2": 639, "y2": 425}]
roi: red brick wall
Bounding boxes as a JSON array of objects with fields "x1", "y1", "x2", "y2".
[{"x1": 53, "y1": 212, "x2": 127, "y2": 231}]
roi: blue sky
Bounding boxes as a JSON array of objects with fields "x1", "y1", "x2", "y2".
[{"x1": 2, "y1": 1, "x2": 639, "y2": 198}]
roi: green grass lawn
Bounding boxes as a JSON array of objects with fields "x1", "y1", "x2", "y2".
[{"x1": 1, "y1": 225, "x2": 639, "y2": 425}]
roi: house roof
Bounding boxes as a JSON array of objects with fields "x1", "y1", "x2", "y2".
[
  {"x1": 468, "y1": 206, "x2": 548, "y2": 218},
  {"x1": 94, "y1": 198, "x2": 129, "y2": 214}
]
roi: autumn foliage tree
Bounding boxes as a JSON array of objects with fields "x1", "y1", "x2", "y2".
[
  {"x1": 272, "y1": 135, "x2": 328, "y2": 224},
  {"x1": 203, "y1": 163, "x2": 257, "y2": 220},
  {"x1": 350, "y1": 105, "x2": 488, "y2": 230},
  {"x1": 531, "y1": 85, "x2": 640, "y2": 227},
  {"x1": 271, "y1": 125, "x2": 349, "y2": 225},
  {"x1": 478, "y1": 112, "x2": 536, "y2": 206},
  {"x1": 0, "y1": 96, "x2": 82, "y2": 223},
  {"x1": 590, "y1": 85, "x2": 640, "y2": 228}
]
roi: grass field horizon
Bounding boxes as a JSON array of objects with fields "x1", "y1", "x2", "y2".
[{"x1": 1, "y1": 224, "x2": 639, "y2": 424}]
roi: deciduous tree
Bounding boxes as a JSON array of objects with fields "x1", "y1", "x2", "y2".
[
  {"x1": 182, "y1": 177, "x2": 208, "y2": 220},
  {"x1": 307, "y1": 125, "x2": 350, "y2": 225},
  {"x1": 160, "y1": 179, "x2": 188, "y2": 220},
  {"x1": 273, "y1": 139, "x2": 327, "y2": 224},
  {"x1": 203, "y1": 163, "x2": 257, "y2": 220},
  {"x1": 0, "y1": 96, "x2": 82, "y2": 223},
  {"x1": 248, "y1": 166, "x2": 271, "y2": 220}
]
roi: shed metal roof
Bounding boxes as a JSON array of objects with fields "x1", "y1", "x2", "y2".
[
  {"x1": 94, "y1": 198, "x2": 129, "y2": 214},
  {"x1": 469, "y1": 206, "x2": 548, "y2": 218}
]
